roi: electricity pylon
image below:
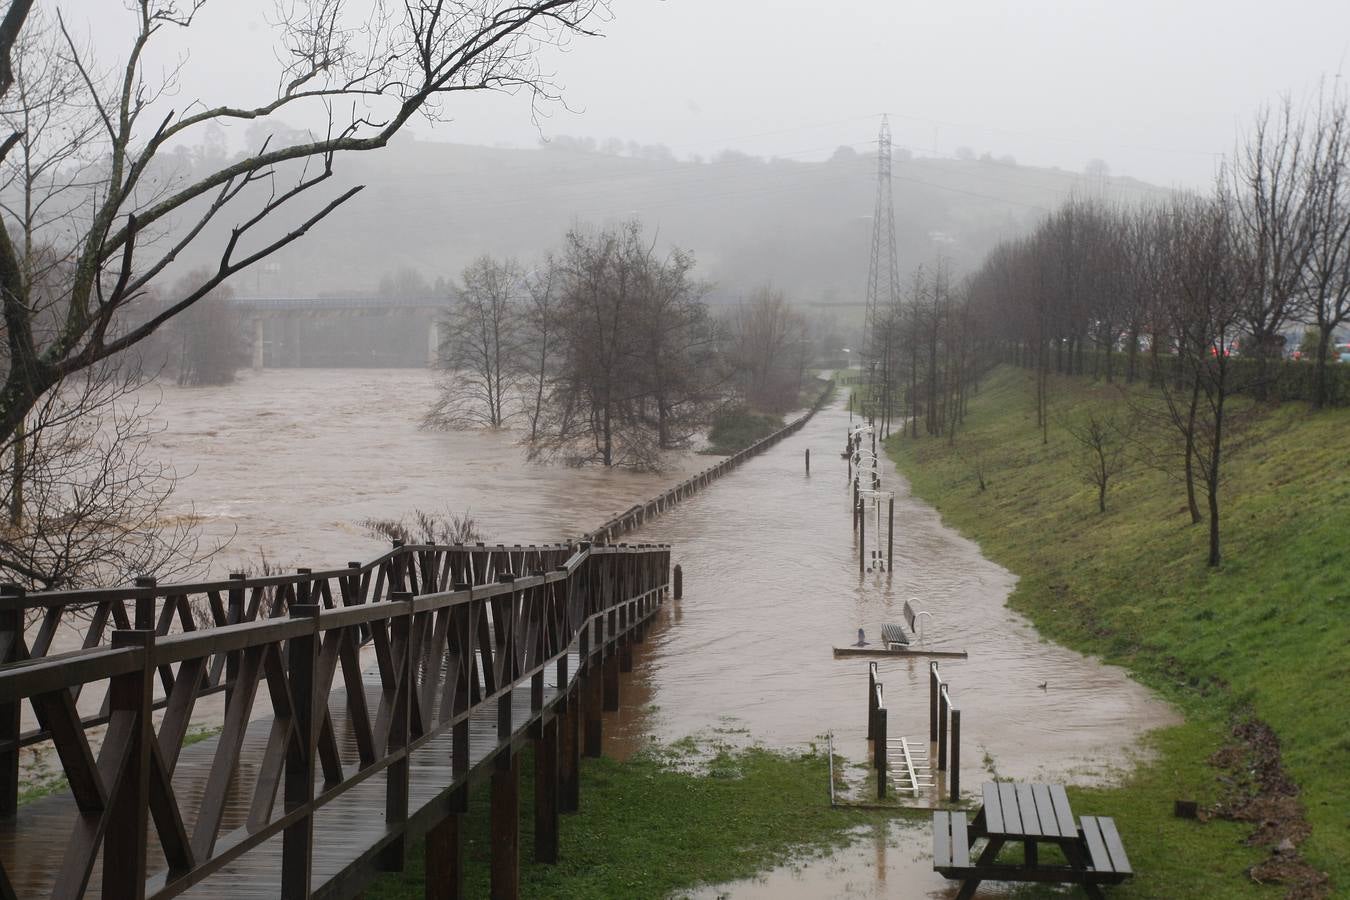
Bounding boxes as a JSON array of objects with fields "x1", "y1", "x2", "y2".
[{"x1": 864, "y1": 115, "x2": 901, "y2": 379}]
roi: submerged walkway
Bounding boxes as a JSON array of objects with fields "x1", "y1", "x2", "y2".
[{"x1": 0, "y1": 382, "x2": 838, "y2": 899}]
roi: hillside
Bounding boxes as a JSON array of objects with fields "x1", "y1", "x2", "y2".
[
  {"x1": 887, "y1": 367, "x2": 1348, "y2": 898},
  {"x1": 159, "y1": 135, "x2": 1168, "y2": 305}
]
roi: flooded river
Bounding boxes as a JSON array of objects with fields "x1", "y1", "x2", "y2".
[{"x1": 60, "y1": 368, "x2": 1175, "y2": 898}]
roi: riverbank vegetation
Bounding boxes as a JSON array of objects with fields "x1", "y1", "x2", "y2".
[
  {"x1": 368, "y1": 741, "x2": 913, "y2": 899},
  {"x1": 887, "y1": 366, "x2": 1346, "y2": 897},
  {"x1": 702, "y1": 406, "x2": 784, "y2": 455},
  {"x1": 426, "y1": 225, "x2": 826, "y2": 469}
]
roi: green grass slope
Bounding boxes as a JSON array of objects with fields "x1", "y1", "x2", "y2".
[
  {"x1": 369, "y1": 742, "x2": 915, "y2": 899},
  {"x1": 887, "y1": 366, "x2": 1349, "y2": 898}
]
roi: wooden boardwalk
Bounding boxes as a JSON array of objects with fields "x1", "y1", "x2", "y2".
[
  {"x1": 0, "y1": 543, "x2": 667, "y2": 899},
  {"x1": 0, "y1": 652, "x2": 580, "y2": 898}
]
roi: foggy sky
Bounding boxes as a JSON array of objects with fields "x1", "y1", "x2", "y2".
[{"x1": 78, "y1": 0, "x2": 1350, "y2": 187}]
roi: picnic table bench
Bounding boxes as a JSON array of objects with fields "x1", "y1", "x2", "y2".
[{"x1": 933, "y1": 782, "x2": 1132, "y2": 898}]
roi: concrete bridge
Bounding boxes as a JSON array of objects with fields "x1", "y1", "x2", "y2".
[{"x1": 229, "y1": 296, "x2": 448, "y2": 369}]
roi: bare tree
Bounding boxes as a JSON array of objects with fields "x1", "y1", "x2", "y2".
[
  {"x1": 1065, "y1": 407, "x2": 1132, "y2": 513},
  {"x1": 1158, "y1": 193, "x2": 1243, "y2": 565},
  {"x1": 730, "y1": 285, "x2": 806, "y2": 413},
  {"x1": 633, "y1": 245, "x2": 718, "y2": 448},
  {"x1": 1300, "y1": 89, "x2": 1350, "y2": 408},
  {"x1": 520, "y1": 257, "x2": 561, "y2": 443},
  {"x1": 0, "y1": 0, "x2": 610, "y2": 452},
  {"x1": 528, "y1": 219, "x2": 713, "y2": 469},
  {"x1": 167, "y1": 271, "x2": 245, "y2": 386},
  {"x1": 427, "y1": 255, "x2": 522, "y2": 428},
  {"x1": 1229, "y1": 98, "x2": 1315, "y2": 395},
  {"x1": 0, "y1": 360, "x2": 207, "y2": 590}
]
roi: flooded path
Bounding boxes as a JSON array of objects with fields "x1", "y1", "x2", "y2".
[
  {"x1": 46, "y1": 371, "x2": 1173, "y2": 897},
  {"x1": 607, "y1": 396, "x2": 1178, "y2": 897}
]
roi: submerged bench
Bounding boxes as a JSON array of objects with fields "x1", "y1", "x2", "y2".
[{"x1": 933, "y1": 782, "x2": 1133, "y2": 899}]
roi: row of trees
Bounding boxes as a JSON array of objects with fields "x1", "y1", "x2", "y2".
[
  {"x1": 865, "y1": 93, "x2": 1350, "y2": 568},
  {"x1": 965, "y1": 92, "x2": 1350, "y2": 411},
  {"x1": 865, "y1": 258, "x2": 982, "y2": 444},
  {"x1": 428, "y1": 220, "x2": 815, "y2": 469}
]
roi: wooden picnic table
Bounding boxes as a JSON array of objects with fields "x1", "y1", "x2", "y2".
[{"x1": 933, "y1": 781, "x2": 1132, "y2": 899}]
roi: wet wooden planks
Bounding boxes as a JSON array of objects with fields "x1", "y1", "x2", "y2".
[{"x1": 0, "y1": 650, "x2": 580, "y2": 898}]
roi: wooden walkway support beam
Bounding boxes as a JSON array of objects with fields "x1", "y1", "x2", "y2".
[
  {"x1": 534, "y1": 717, "x2": 560, "y2": 864},
  {"x1": 490, "y1": 752, "x2": 520, "y2": 900},
  {"x1": 425, "y1": 786, "x2": 468, "y2": 900}
]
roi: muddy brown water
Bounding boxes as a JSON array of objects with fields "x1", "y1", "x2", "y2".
[{"x1": 27, "y1": 369, "x2": 1176, "y2": 897}]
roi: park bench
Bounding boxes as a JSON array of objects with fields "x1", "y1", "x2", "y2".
[
  {"x1": 879, "y1": 599, "x2": 929, "y2": 648},
  {"x1": 933, "y1": 782, "x2": 1133, "y2": 899},
  {"x1": 880, "y1": 622, "x2": 910, "y2": 648}
]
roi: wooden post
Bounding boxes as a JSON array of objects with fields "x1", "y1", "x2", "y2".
[
  {"x1": 938, "y1": 685, "x2": 949, "y2": 771},
  {"x1": 426, "y1": 789, "x2": 467, "y2": 900},
  {"x1": 619, "y1": 636, "x2": 634, "y2": 673},
  {"x1": 852, "y1": 481, "x2": 859, "y2": 531},
  {"x1": 859, "y1": 497, "x2": 866, "y2": 574},
  {"x1": 282, "y1": 604, "x2": 320, "y2": 899},
  {"x1": 866, "y1": 662, "x2": 878, "y2": 740},
  {"x1": 103, "y1": 628, "x2": 154, "y2": 900},
  {"x1": 874, "y1": 704, "x2": 887, "y2": 800},
  {"x1": 134, "y1": 574, "x2": 156, "y2": 631},
  {"x1": 929, "y1": 662, "x2": 939, "y2": 743},
  {"x1": 490, "y1": 751, "x2": 521, "y2": 900},
  {"x1": 583, "y1": 666, "x2": 603, "y2": 758},
  {"x1": 560, "y1": 689, "x2": 581, "y2": 812},
  {"x1": 534, "y1": 716, "x2": 560, "y2": 864},
  {"x1": 225, "y1": 573, "x2": 245, "y2": 706},
  {"x1": 0, "y1": 586, "x2": 21, "y2": 817},
  {"x1": 950, "y1": 707, "x2": 961, "y2": 803},
  {"x1": 887, "y1": 497, "x2": 895, "y2": 572},
  {"x1": 603, "y1": 649, "x2": 620, "y2": 712},
  {"x1": 805, "y1": 448, "x2": 810, "y2": 474},
  {"x1": 379, "y1": 594, "x2": 414, "y2": 872},
  {"x1": 673, "y1": 564, "x2": 682, "y2": 600}
]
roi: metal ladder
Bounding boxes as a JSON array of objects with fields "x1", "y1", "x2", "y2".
[{"x1": 887, "y1": 736, "x2": 933, "y2": 797}]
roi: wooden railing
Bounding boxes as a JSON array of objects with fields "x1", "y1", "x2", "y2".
[
  {"x1": 0, "y1": 541, "x2": 670, "y2": 899},
  {"x1": 584, "y1": 377, "x2": 835, "y2": 544},
  {"x1": 0, "y1": 540, "x2": 573, "y2": 796}
]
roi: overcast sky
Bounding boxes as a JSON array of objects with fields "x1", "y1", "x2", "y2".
[{"x1": 76, "y1": 0, "x2": 1350, "y2": 187}]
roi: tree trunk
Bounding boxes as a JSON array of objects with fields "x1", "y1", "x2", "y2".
[
  {"x1": 1314, "y1": 323, "x2": 1333, "y2": 410},
  {"x1": 1125, "y1": 326, "x2": 1139, "y2": 384},
  {"x1": 1184, "y1": 379, "x2": 1202, "y2": 525},
  {"x1": 1207, "y1": 375, "x2": 1226, "y2": 567}
]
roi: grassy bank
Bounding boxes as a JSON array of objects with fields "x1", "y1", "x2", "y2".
[
  {"x1": 369, "y1": 741, "x2": 914, "y2": 899},
  {"x1": 886, "y1": 365, "x2": 1348, "y2": 897},
  {"x1": 703, "y1": 407, "x2": 783, "y2": 455}
]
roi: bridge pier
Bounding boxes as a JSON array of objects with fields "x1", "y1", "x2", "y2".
[
  {"x1": 252, "y1": 317, "x2": 265, "y2": 370},
  {"x1": 428, "y1": 320, "x2": 445, "y2": 367}
]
